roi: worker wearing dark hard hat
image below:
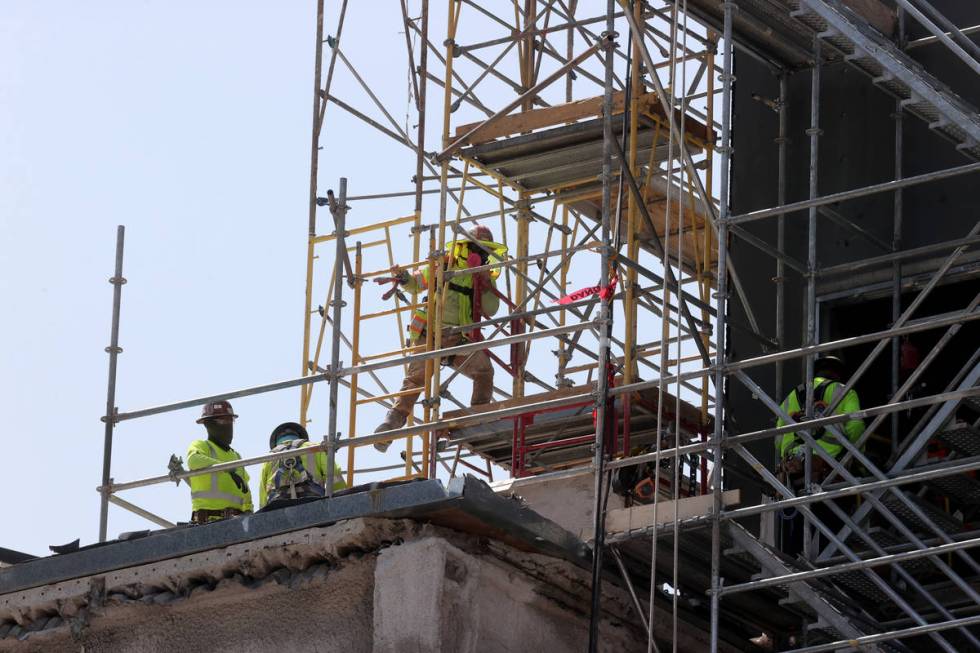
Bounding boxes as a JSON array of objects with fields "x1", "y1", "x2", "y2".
[
  {"x1": 775, "y1": 355, "x2": 865, "y2": 470},
  {"x1": 775, "y1": 355, "x2": 865, "y2": 555},
  {"x1": 186, "y1": 400, "x2": 253, "y2": 524},
  {"x1": 373, "y1": 225, "x2": 508, "y2": 452},
  {"x1": 258, "y1": 421, "x2": 346, "y2": 507}
]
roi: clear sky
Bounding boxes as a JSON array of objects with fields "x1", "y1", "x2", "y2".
[
  {"x1": 1, "y1": 1, "x2": 712, "y2": 556},
  {"x1": 1, "y1": 1, "x2": 338, "y2": 554},
  {"x1": 0, "y1": 0, "x2": 499, "y2": 555}
]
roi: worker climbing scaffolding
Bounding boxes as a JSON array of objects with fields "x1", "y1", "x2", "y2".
[{"x1": 372, "y1": 225, "x2": 508, "y2": 452}]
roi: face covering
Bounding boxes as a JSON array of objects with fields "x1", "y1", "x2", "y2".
[
  {"x1": 205, "y1": 421, "x2": 234, "y2": 449},
  {"x1": 276, "y1": 434, "x2": 301, "y2": 446}
]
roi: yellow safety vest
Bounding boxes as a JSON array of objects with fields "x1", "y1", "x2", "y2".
[
  {"x1": 406, "y1": 238, "x2": 507, "y2": 336},
  {"x1": 186, "y1": 439, "x2": 253, "y2": 512},
  {"x1": 775, "y1": 377, "x2": 864, "y2": 459}
]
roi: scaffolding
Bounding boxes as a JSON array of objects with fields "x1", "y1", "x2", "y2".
[{"x1": 93, "y1": 1, "x2": 980, "y2": 651}]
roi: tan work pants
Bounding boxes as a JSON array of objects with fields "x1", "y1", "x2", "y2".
[{"x1": 391, "y1": 330, "x2": 493, "y2": 416}]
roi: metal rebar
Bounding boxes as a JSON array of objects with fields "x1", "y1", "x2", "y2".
[{"x1": 98, "y1": 225, "x2": 126, "y2": 543}]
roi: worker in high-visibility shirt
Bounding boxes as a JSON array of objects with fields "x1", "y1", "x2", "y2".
[
  {"x1": 258, "y1": 421, "x2": 346, "y2": 507},
  {"x1": 775, "y1": 355, "x2": 864, "y2": 556},
  {"x1": 373, "y1": 225, "x2": 508, "y2": 452},
  {"x1": 186, "y1": 400, "x2": 253, "y2": 524},
  {"x1": 775, "y1": 354, "x2": 865, "y2": 476}
]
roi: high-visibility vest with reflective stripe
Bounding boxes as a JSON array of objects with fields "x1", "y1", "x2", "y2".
[
  {"x1": 775, "y1": 377, "x2": 865, "y2": 459},
  {"x1": 258, "y1": 440, "x2": 346, "y2": 508},
  {"x1": 406, "y1": 238, "x2": 507, "y2": 336},
  {"x1": 186, "y1": 439, "x2": 253, "y2": 512}
]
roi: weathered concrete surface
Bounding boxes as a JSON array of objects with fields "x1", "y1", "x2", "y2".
[
  {"x1": 493, "y1": 472, "x2": 626, "y2": 541},
  {"x1": 0, "y1": 517, "x2": 675, "y2": 652},
  {"x1": 374, "y1": 536, "x2": 638, "y2": 653}
]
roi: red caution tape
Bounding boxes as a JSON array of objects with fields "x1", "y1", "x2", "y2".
[{"x1": 556, "y1": 275, "x2": 618, "y2": 304}]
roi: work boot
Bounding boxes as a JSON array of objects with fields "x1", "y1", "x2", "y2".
[{"x1": 373, "y1": 409, "x2": 407, "y2": 452}]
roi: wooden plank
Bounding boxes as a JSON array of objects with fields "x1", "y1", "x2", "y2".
[
  {"x1": 454, "y1": 91, "x2": 628, "y2": 142},
  {"x1": 603, "y1": 489, "x2": 741, "y2": 536},
  {"x1": 454, "y1": 91, "x2": 713, "y2": 146}
]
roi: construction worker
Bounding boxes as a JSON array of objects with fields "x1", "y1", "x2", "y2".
[
  {"x1": 775, "y1": 355, "x2": 864, "y2": 555},
  {"x1": 186, "y1": 400, "x2": 253, "y2": 524},
  {"x1": 258, "y1": 421, "x2": 346, "y2": 507},
  {"x1": 373, "y1": 224, "x2": 507, "y2": 452},
  {"x1": 775, "y1": 354, "x2": 865, "y2": 478}
]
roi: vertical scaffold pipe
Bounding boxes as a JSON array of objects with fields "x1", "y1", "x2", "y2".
[
  {"x1": 710, "y1": 3, "x2": 734, "y2": 651},
  {"x1": 301, "y1": 0, "x2": 326, "y2": 426},
  {"x1": 588, "y1": 3, "x2": 617, "y2": 651},
  {"x1": 891, "y1": 6, "x2": 905, "y2": 453},
  {"x1": 775, "y1": 74, "x2": 787, "y2": 403},
  {"x1": 802, "y1": 33, "x2": 821, "y2": 560},
  {"x1": 99, "y1": 225, "x2": 126, "y2": 543},
  {"x1": 326, "y1": 178, "x2": 347, "y2": 498}
]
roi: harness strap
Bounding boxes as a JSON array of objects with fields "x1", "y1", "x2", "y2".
[{"x1": 447, "y1": 281, "x2": 474, "y2": 298}]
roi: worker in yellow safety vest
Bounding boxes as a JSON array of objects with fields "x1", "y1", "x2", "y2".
[
  {"x1": 186, "y1": 400, "x2": 253, "y2": 524},
  {"x1": 259, "y1": 421, "x2": 346, "y2": 507},
  {"x1": 373, "y1": 225, "x2": 508, "y2": 452},
  {"x1": 775, "y1": 355, "x2": 865, "y2": 481}
]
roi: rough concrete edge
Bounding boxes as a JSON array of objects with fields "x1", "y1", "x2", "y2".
[
  {"x1": 0, "y1": 515, "x2": 598, "y2": 647},
  {"x1": 0, "y1": 517, "x2": 417, "y2": 644}
]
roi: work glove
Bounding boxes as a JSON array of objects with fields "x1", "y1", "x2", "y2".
[
  {"x1": 168, "y1": 454, "x2": 186, "y2": 485},
  {"x1": 390, "y1": 264, "x2": 410, "y2": 286}
]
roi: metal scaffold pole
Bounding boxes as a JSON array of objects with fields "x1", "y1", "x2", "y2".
[
  {"x1": 98, "y1": 225, "x2": 126, "y2": 543},
  {"x1": 588, "y1": 2, "x2": 616, "y2": 650},
  {"x1": 325, "y1": 178, "x2": 348, "y2": 497},
  {"x1": 301, "y1": 0, "x2": 326, "y2": 426},
  {"x1": 709, "y1": 2, "x2": 734, "y2": 650},
  {"x1": 78, "y1": 3, "x2": 980, "y2": 650}
]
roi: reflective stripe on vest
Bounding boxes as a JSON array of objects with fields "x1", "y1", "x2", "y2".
[
  {"x1": 410, "y1": 311, "x2": 427, "y2": 335},
  {"x1": 190, "y1": 441, "x2": 246, "y2": 507}
]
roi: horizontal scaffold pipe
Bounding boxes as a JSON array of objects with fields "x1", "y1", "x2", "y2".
[
  {"x1": 102, "y1": 384, "x2": 980, "y2": 498},
  {"x1": 716, "y1": 535, "x2": 980, "y2": 596},
  {"x1": 726, "y1": 161, "x2": 980, "y2": 226},
  {"x1": 109, "y1": 307, "x2": 979, "y2": 429},
  {"x1": 110, "y1": 320, "x2": 597, "y2": 423}
]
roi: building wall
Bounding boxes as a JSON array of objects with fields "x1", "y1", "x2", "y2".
[
  {"x1": 0, "y1": 518, "x2": 653, "y2": 653},
  {"x1": 726, "y1": 2, "x2": 980, "y2": 515}
]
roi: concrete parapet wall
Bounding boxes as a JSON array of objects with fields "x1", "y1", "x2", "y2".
[{"x1": 0, "y1": 517, "x2": 657, "y2": 652}]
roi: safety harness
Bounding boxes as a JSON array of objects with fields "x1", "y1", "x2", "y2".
[
  {"x1": 266, "y1": 439, "x2": 325, "y2": 502},
  {"x1": 783, "y1": 379, "x2": 836, "y2": 454}
]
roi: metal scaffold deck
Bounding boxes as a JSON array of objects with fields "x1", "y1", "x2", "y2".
[{"x1": 90, "y1": 1, "x2": 980, "y2": 651}]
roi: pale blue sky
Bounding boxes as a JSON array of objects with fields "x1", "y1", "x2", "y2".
[
  {"x1": 2, "y1": 2, "x2": 333, "y2": 553},
  {"x1": 1, "y1": 1, "x2": 712, "y2": 555}
]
